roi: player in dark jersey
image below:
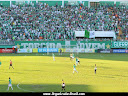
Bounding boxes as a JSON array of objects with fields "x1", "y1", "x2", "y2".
[
  {"x1": 9, "y1": 60, "x2": 14, "y2": 69},
  {"x1": 59, "y1": 49, "x2": 62, "y2": 55},
  {"x1": 61, "y1": 80, "x2": 65, "y2": 92},
  {"x1": 94, "y1": 64, "x2": 97, "y2": 74}
]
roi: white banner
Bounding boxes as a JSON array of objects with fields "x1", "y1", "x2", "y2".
[
  {"x1": 65, "y1": 48, "x2": 95, "y2": 53},
  {"x1": 89, "y1": 31, "x2": 95, "y2": 38},
  {"x1": 75, "y1": 31, "x2": 116, "y2": 39},
  {"x1": 75, "y1": 31, "x2": 95, "y2": 38},
  {"x1": 17, "y1": 49, "x2": 32, "y2": 53},
  {"x1": 75, "y1": 31, "x2": 85, "y2": 37},
  {"x1": 94, "y1": 31, "x2": 116, "y2": 39}
]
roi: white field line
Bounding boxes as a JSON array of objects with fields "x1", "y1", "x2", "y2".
[{"x1": 17, "y1": 83, "x2": 35, "y2": 92}]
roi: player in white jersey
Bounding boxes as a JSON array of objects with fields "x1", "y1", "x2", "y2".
[
  {"x1": 72, "y1": 53, "x2": 75, "y2": 60},
  {"x1": 52, "y1": 53, "x2": 55, "y2": 61},
  {"x1": 70, "y1": 53, "x2": 74, "y2": 61},
  {"x1": 73, "y1": 64, "x2": 78, "y2": 73},
  {"x1": 70, "y1": 53, "x2": 73, "y2": 61}
]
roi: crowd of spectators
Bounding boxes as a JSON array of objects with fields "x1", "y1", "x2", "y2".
[{"x1": 0, "y1": 2, "x2": 127, "y2": 41}]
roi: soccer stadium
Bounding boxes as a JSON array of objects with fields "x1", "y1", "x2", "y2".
[{"x1": 0, "y1": 0, "x2": 128, "y2": 94}]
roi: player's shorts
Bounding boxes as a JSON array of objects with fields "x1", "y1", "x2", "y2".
[
  {"x1": 78, "y1": 61, "x2": 80, "y2": 62},
  {"x1": 74, "y1": 68, "x2": 76, "y2": 71},
  {"x1": 8, "y1": 84, "x2": 12, "y2": 87},
  {"x1": 62, "y1": 86, "x2": 65, "y2": 89},
  {"x1": 70, "y1": 56, "x2": 73, "y2": 58},
  {"x1": 10, "y1": 64, "x2": 12, "y2": 66}
]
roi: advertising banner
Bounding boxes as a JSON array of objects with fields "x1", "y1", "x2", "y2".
[
  {"x1": 15, "y1": 41, "x2": 111, "y2": 49},
  {"x1": 17, "y1": 49, "x2": 32, "y2": 53},
  {"x1": 73, "y1": 48, "x2": 79, "y2": 53},
  {"x1": 85, "y1": 49, "x2": 95, "y2": 53},
  {"x1": 65, "y1": 49, "x2": 95, "y2": 53},
  {"x1": 0, "y1": 49, "x2": 13, "y2": 53},
  {"x1": 113, "y1": 49, "x2": 127, "y2": 53},
  {"x1": 58, "y1": 48, "x2": 65, "y2": 52},
  {"x1": 80, "y1": 49, "x2": 85, "y2": 53},
  {"x1": 65, "y1": 48, "x2": 80, "y2": 53},
  {"x1": 125, "y1": 50, "x2": 128, "y2": 53},
  {"x1": 0, "y1": 45, "x2": 13, "y2": 48},
  {"x1": 15, "y1": 41, "x2": 65, "y2": 49},
  {"x1": 38, "y1": 48, "x2": 58, "y2": 53},
  {"x1": 65, "y1": 48, "x2": 72, "y2": 52},
  {"x1": 111, "y1": 41, "x2": 128, "y2": 48},
  {"x1": 97, "y1": 49, "x2": 113, "y2": 53},
  {"x1": 33, "y1": 48, "x2": 38, "y2": 53}
]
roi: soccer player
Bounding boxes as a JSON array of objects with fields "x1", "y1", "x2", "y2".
[
  {"x1": 94, "y1": 64, "x2": 97, "y2": 74},
  {"x1": 61, "y1": 80, "x2": 65, "y2": 92},
  {"x1": 70, "y1": 53, "x2": 73, "y2": 61},
  {"x1": 7, "y1": 77, "x2": 13, "y2": 91},
  {"x1": 72, "y1": 53, "x2": 75, "y2": 60},
  {"x1": 52, "y1": 53, "x2": 55, "y2": 61},
  {"x1": 59, "y1": 48, "x2": 62, "y2": 55},
  {"x1": 76, "y1": 57, "x2": 80, "y2": 66},
  {"x1": 77, "y1": 57, "x2": 80, "y2": 65},
  {"x1": 0, "y1": 60, "x2": 1, "y2": 66},
  {"x1": 73, "y1": 64, "x2": 78, "y2": 73},
  {"x1": 9, "y1": 60, "x2": 14, "y2": 69}
]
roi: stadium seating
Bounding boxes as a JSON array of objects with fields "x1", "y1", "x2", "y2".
[{"x1": 0, "y1": 2, "x2": 127, "y2": 41}]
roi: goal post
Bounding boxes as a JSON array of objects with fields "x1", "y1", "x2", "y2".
[
  {"x1": 61, "y1": 44, "x2": 79, "y2": 56},
  {"x1": 47, "y1": 42, "x2": 49, "y2": 55}
]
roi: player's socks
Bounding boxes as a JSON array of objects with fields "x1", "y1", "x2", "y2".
[
  {"x1": 7, "y1": 87, "x2": 9, "y2": 90},
  {"x1": 11, "y1": 87, "x2": 13, "y2": 90}
]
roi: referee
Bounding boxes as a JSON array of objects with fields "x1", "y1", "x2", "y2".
[
  {"x1": 61, "y1": 80, "x2": 65, "y2": 92},
  {"x1": 94, "y1": 64, "x2": 97, "y2": 74},
  {"x1": 59, "y1": 48, "x2": 62, "y2": 55}
]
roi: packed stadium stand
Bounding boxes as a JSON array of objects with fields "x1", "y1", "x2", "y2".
[{"x1": 0, "y1": 0, "x2": 127, "y2": 41}]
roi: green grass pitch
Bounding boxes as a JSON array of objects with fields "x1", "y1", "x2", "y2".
[{"x1": 0, "y1": 53, "x2": 128, "y2": 92}]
